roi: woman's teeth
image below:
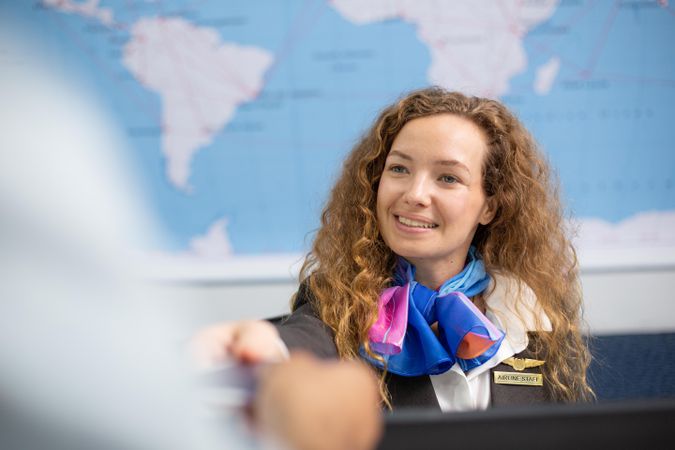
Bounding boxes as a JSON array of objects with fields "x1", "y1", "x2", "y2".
[{"x1": 397, "y1": 216, "x2": 437, "y2": 229}]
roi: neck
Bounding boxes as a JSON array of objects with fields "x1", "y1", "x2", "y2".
[{"x1": 412, "y1": 256, "x2": 467, "y2": 291}]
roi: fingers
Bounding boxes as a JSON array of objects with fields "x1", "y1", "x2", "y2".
[
  {"x1": 190, "y1": 320, "x2": 285, "y2": 369},
  {"x1": 190, "y1": 322, "x2": 236, "y2": 369},
  {"x1": 231, "y1": 321, "x2": 287, "y2": 364}
]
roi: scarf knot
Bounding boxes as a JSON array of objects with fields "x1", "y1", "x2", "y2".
[{"x1": 365, "y1": 247, "x2": 504, "y2": 376}]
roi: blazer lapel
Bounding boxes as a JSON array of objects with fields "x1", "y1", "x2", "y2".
[
  {"x1": 490, "y1": 341, "x2": 550, "y2": 407},
  {"x1": 386, "y1": 373, "x2": 441, "y2": 410}
]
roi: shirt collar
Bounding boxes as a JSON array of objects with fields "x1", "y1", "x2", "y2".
[{"x1": 484, "y1": 272, "x2": 552, "y2": 354}]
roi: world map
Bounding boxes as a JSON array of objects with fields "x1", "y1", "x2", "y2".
[{"x1": 3, "y1": 0, "x2": 674, "y2": 278}]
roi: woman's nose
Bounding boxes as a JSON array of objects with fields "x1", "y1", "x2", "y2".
[{"x1": 403, "y1": 176, "x2": 431, "y2": 207}]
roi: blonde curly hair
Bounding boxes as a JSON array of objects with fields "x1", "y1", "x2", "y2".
[{"x1": 296, "y1": 87, "x2": 593, "y2": 405}]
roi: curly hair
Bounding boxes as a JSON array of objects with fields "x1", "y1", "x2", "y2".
[{"x1": 296, "y1": 87, "x2": 593, "y2": 405}]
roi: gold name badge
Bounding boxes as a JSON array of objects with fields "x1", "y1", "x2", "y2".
[{"x1": 493, "y1": 371, "x2": 543, "y2": 386}]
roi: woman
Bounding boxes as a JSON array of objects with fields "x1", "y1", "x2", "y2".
[{"x1": 194, "y1": 87, "x2": 593, "y2": 411}]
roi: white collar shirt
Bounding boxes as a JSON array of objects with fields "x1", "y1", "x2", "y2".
[{"x1": 430, "y1": 274, "x2": 551, "y2": 412}]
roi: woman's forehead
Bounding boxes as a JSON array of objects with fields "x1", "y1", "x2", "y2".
[{"x1": 388, "y1": 114, "x2": 488, "y2": 167}]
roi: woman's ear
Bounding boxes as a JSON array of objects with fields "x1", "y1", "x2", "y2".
[{"x1": 479, "y1": 196, "x2": 497, "y2": 225}]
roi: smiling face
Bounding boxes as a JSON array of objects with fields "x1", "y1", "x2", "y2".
[{"x1": 376, "y1": 114, "x2": 495, "y2": 288}]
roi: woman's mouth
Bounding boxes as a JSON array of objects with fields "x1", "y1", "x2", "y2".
[{"x1": 396, "y1": 215, "x2": 438, "y2": 229}]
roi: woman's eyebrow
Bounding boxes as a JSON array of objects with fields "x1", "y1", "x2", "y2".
[
  {"x1": 388, "y1": 150, "x2": 412, "y2": 161},
  {"x1": 435, "y1": 159, "x2": 470, "y2": 173}
]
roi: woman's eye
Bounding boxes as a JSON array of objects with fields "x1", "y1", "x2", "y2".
[
  {"x1": 389, "y1": 165, "x2": 408, "y2": 174},
  {"x1": 440, "y1": 175, "x2": 458, "y2": 184}
]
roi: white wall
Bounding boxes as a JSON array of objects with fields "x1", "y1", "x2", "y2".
[
  {"x1": 156, "y1": 268, "x2": 675, "y2": 336},
  {"x1": 581, "y1": 267, "x2": 675, "y2": 334}
]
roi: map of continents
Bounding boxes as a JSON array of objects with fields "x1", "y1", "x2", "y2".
[{"x1": 3, "y1": 0, "x2": 674, "y2": 274}]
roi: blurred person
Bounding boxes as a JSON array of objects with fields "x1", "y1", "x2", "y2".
[
  {"x1": 1, "y1": 33, "x2": 382, "y2": 450},
  {"x1": 0, "y1": 38, "x2": 242, "y2": 449}
]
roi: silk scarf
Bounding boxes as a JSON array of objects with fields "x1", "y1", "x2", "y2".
[{"x1": 365, "y1": 247, "x2": 504, "y2": 376}]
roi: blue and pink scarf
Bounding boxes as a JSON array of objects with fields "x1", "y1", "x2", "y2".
[{"x1": 364, "y1": 247, "x2": 504, "y2": 376}]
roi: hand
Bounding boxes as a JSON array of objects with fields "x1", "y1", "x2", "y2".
[
  {"x1": 254, "y1": 352, "x2": 383, "y2": 450},
  {"x1": 190, "y1": 320, "x2": 286, "y2": 369}
]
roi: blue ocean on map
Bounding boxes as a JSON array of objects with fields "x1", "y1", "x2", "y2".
[{"x1": 2, "y1": 0, "x2": 673, "y2": 264}]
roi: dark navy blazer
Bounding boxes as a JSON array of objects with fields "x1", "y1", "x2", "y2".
[{"x1": 274, "y1": 287, "x2": 551, "y2": 410}]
